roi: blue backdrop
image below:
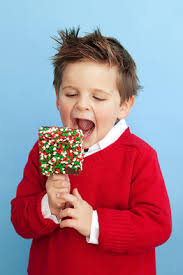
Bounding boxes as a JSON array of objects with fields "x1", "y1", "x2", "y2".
[{"x1": 1, "y1": 0, "x2": 182, "y2": 274}]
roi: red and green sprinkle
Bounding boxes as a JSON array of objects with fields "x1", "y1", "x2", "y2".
[{"x1": 38, "y1": 126, "x2": 84, "y2": 176}]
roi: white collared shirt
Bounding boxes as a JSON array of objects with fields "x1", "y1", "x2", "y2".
[
  {"x1": 83, "y1": 119, "x2": 127, "y2": 157},
  {"x1": 41, "y1": 119, "x2": 128, "y2": 244}
]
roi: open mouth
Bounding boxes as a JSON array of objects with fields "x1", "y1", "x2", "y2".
[{"x1": 75, "y1": 118, "x2": 95, "y2": 138}]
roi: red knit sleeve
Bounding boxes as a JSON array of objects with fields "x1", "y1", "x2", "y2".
[
  {"x1": 97, "y1": 149, "x2": 172, "y2": 254},
  {"x1": 11, "y1": 141, "x2": 59, "y2": 239}
]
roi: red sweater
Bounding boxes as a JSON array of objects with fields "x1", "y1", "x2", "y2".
[{"x1": 11, "y1": 127, "x2": 172, "y2": 275}]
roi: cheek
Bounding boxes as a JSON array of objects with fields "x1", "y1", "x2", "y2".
[
  {"x1": 58, "y1": 103, "x2": 70, "y2": 123},
  {"x1": 95, "y1": 106, "x2": 114, "y2": 128},
  {"x1": 96, "y1": 102, "x2": 119, "y2": 121}
]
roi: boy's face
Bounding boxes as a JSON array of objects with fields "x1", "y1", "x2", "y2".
[{"x1": 56, "y1": 60, "x2": 134, "y2": 149}]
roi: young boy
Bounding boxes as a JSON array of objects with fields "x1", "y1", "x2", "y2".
[{"x1": 11, "y1": 28, "x2": 172, "y2": 275}]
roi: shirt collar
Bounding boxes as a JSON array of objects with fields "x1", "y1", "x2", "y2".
[{"x1": 83, "y1": 119, "x2": 128, "y2": 157}]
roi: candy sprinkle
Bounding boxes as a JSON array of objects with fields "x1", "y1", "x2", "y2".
[{"x1": 38, "y1": 126, "x2": 84, "y2": 176}]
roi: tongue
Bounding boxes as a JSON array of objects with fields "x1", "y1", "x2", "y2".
[{"x1": 78, "y1": 119, "x2": 94, "y2": 131}]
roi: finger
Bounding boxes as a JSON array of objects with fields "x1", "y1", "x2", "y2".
[
  {"x1": 53, "y1": 181, "x2": 69, "y2": 189},
  {"x1": 56, "y1": 188, "x2": 69, "y2": 198},
  {"x1": 54, "y1": 186, "x2": 68, "y2": 193},
  {"x1": 64, "y1": 175, "x2": 70, "y2": 186},
  {"x1": 61, "y1": 193, "x2": 80, "y2": 208},
  {"x1": 59, "y1": 208, "x2": 77, "y2": 219},
  {"x1": 72, "y1": 188, "x2": 83, "y2": 201},
  {"x1": 51, "y1": 174, "x2": 68, "y2": 181},
  {"x1": 56, "y1": 193, "x2": 60, "y2": 198},
  {"x1": 65, "y1": 174, "x2": 70, "y2": 181},
  {"x1": 60, "y1": 218, "x2": 77, "y2": 229},
  {"x1": 56, "y1": 201, "x2": 66, "y2": 208}
]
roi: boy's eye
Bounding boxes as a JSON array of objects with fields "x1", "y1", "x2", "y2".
[
  {"x1": 66, "y1": 94, "x2": 77, "y2": 97},
  {"x1": 65, "y1": 94, "x2": 105, "y2": 100},
  {"x1": 93, "y1": 96, "x2": 106, "y2": 101}
]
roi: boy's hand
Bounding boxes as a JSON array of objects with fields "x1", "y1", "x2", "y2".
[
  {"x1": 59, "y1": 188, "x2": 93, "y2": 238},
  {"x1": 46, "y1": 174, "x2": 70, "y2": 217}
]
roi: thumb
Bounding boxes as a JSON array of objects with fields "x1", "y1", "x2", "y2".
[{"x1": 72, "y1": 188, "x2": 82, "y2": 201}]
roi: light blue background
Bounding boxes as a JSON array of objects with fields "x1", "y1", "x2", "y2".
[{"x1": 1, "y1": 0, "x2": 182, "y2": 274}]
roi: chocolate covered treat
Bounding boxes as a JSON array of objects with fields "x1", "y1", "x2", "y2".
[{"x1": 38, "y1": 126, "x2": 84, "y2": 176}]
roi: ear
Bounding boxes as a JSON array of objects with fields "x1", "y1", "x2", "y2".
[
  {"x1": 55, "y1": 87, "x2": 59, "y2": 110},
  {"x1": 117, "y1": 96, "x2": 135, "y2": 120}
]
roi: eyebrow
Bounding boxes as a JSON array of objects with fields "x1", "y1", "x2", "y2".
[
  {"x1": 62, "y1": 85, "x2": 111, "y2": 95},
  {"x1": 62, "y1": 85, "x2": 79, "y2": 91},
  {"x1": 89, "y1": 88, "x2": 111, "y2": 95}
]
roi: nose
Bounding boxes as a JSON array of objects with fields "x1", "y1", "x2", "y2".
[{"x1": 75, "y1": 95, "x2": 90, "y2": 111}]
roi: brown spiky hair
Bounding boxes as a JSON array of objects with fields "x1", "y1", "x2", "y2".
[{"x1": 51, "y1": 27, "x2": 141, "y2": 103}]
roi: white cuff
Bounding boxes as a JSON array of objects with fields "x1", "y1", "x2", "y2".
[
  {"x1": 86, "y1": 210, "x2": 99, "y2": 244},
  {"x1": 41, "y1": 193, "x2": 61, "y2": 224}
]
